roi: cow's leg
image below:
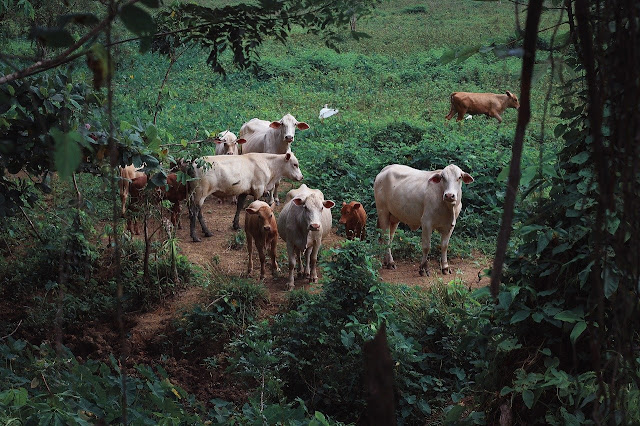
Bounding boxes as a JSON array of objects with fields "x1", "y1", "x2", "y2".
[
  {"x1": 189, "y1": 200, "x2": 204, "y2": 242},
  {"x1": 233, "y1": 194, "x2": 248, "y2": 230},
  {"x1": 246, "y1": 233, "x2": 254, "y2": 276},
  {"x1": 456, "y1": 110, "x2": 466, "y2": 122},
  {"x1": 304, "y1": 246, "x2": 312, "y2": 278},
  {"x1": 297, "y1": 249, "x2": 304, "y2": 278},
  {"x1": 377, "y1": 211, "x2": 398, "y2": 269},
  {"x1": 171, "y1": 202, "x2": 181, "y2": 229},
  {"x1": 440, "y1": 226, "x2": 455, "y2": 274},
  {"x1": 270, "y1": 237, "x2": 280, "y2": 276},
  {"x1": 256, "y1": 242, "x2": 267, "y2": 280},
  {"x1": 197, "y1": 201, "x2": 213, "y2": 237},
  {"x1": 286, "y1": 243, "x2": 297, "y2": 290},
  {"x1": 419, "y1": 225, "x2": 433, "y2": 276},
  {"x1": 445, "y1": 105, "x2": 456, "y2": 121},
  {"x1": 273, "y1": 179, "x2": 281, "y2": 205},
  {"x1": 308, "y1": 244, "x2": 320, "y2": 283},
  {"x1": 493, "y1": 113, "x2": 503, "y2": 124}
]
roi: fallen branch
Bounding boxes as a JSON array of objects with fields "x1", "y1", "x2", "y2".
[{"x1": 0, "y1": 320, "x2": 22, "y2": 340}]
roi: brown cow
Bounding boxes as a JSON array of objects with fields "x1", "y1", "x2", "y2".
[
  {"x1": 126, "y1": 174, "x2": 148, "y2": 235},
  {"x1": 244, "y1": 200, "x2": 280, "y2": 280},
  {"x1": 339, "y1": 201, "x2": 367, "y2": 240},
  {"x1": 445, "y1": 91, "x2": 520, "y2": 123},
  {"x1": 161, "y1": 173, "x2": 187, "y2": 229}
]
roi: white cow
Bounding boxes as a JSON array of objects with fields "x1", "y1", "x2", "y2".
[
  {"x1": 278, "y1": 184, "x2": 334, "y2": 290},
  {"x1": 374, "y1": 164, "x2": 474, "y2": 276},
  {"x1": 214, "y1": 130, "x2": 246, "y2": 156},
  {"x1": 188, "y1": 152, "x2": 304, "y2": 242},
  {"x1": 239, "y1": 114, "x2": 309, "y2": 204}
]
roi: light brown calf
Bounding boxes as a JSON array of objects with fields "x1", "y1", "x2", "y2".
[
  {"x1": 445, "y1": 91, "x2": 520, "y2": 123},
  {"x1": 245, "y1": 200, "x2": 280, "y2": 280}
]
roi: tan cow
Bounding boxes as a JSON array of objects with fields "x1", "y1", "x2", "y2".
[
  {"x1": 126, "y1": 174, "x2": 148, "y2": 235},
  {"x1": 119, "y1": 164, "x2": 146, "y2": 216},
  {"x1": 244, "y1": 200, "x2": 280, "y2": 280},
  {"x1": 239, "y1": 114, "x2": 309, "y2": 204},
  {"x1": 278, "y1": 184, "x2": 334, "y2": 290},
  {"x1": 339, "y1": 201, "x2": 367, "y2": 240},
  {"x1": 445, "y1": 91, "x2": 519, "y2": 123},
  {"x1": 188, "y1": 152, "x2": 303, "y2": 242},
  {"x1": 374, "y1": 164, "x2": 474, "y2": 276}
]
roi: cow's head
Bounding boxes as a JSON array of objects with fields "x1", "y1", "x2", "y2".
[
  {"x1": 283, "y1": 152, "x2": 304, "y2": 182},
  {"x1": 269, "y1": 113, "x2": 310, "y2": 144},
  {"x1": 292, "y1": 193, "x2": 334, "y2": 231},
  {"x1": 246, "y1": 201, "x2": 275, "y2": 232},
  {"x1": 339, "y1": 201, "x2": 362, "y2": 224},
  {"x1": 215, "y1": 131, "x2": 246, "y2": 155},
  {"x1": 506, "y1": 91, "x2": 520, "y2": 110},
  {"x1": 429, "y1": 164, "x2": 474, "y2": 205}
]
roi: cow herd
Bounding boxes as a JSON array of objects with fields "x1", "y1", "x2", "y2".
[{"x1": 121, "y1": 91, "x2": 517, "y2": 289}]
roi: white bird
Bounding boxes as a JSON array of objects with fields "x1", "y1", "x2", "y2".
[
  {"x1": 464, "y1": 114, "x2": 473, "y2": 120},
  {"x1": 319, "y1": 104, "x2": 339, "y2": 120}
]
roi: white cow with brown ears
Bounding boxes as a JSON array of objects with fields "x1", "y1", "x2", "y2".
[
  {"x1": 374, "y1": 164, "x2": 474, "y2": 276},
  {"x1": 239, "y1": 113, "x2": 309, "y2": 204}
]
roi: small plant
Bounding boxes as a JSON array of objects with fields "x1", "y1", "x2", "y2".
[{"x1": 226, "y1": 230, "x2": 246, "y2": 251}]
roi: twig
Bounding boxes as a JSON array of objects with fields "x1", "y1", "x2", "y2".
[
  {"x1": 0, "y1": 320, "x2": 23, "y2": 340},
  {"x1": 205, "y1": 296, "x2": 225, "y2": 310},
  {"x1": 19, "y1": 205, "x2": 45, "y2": 243}
]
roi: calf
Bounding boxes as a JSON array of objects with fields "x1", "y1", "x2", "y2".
[
  {"x1": 445, "y1": 91, "x2": 519, "y2": 123},
  {"x1": 339, "y1": 201, "x2": 367, "y2": 240},
  {"x1": 244, "y1": 200, "x2": 280, "y2": 280},
  {"x1": 374, "y1": 164, "x2": 474, "y2": 276},
  {"x1": 239, "y1": 114, "x2": 309, "y2": 204},
  {"x1": 119, "y1": 164, "x2": 146, "y2": 216},
  {"x1": 278, "y1": 184, "x2": 334, "y2": 290},
  {"x1": 126, "y1": 174, "x2": 149, "y2": 235},
  {"x1": 188, "y1": 152, "x2": 303, "y2": 242}
]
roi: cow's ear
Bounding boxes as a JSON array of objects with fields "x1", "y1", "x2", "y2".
[
  {"x1": 342, "y1": 201, "x2": 347, "y2": 206},
  {"x1": 237, "y1": 138, "x2": 247, "y2": 144},
  {"x1": 297, "y1": 122, "x2": 310, "y2": 130},
  {"x1": 506, "y1": 91, "x2": 512, "y2": 97},
  {"x1": 214, "y1": 138, "x2": 222, "y2": 144},
  {"x1": 285, "y1": 152, "x2": 292, "y2": 161},
  {"x1": 353, "y1": 203, "x2": 361, "y2": 209},
  {"x1": 292, "y1": 197, "x2": 304, "y2": 206},
  {"x1": 462, "y1": 173, "x2": 474, "y2": 184},
  {"x1": 429, "y1": 174, "x2": 442, "y2": 184},
  {"x1": 324, "y1": 200, "x2": 335, "y2": 209},
  {"x1": 246, "y1": 207, "x2": 258, "y2": 215},
  {"x1": 270, "y1": 121, "x2": 282, "y2": 129}
]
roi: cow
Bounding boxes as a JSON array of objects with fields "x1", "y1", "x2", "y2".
[
  {"x1": 119, "y1": 164, "x2": 146, "y2": 216},
  {"x1": 339, "y1": 201, "x2": 367, "y2": 240},
  {"x1": 445, "y1": 91, "x2": 519, "y2": 123},
  {"x1": 188, "y1": 152, "x2": 304, "y2": 242},
  {"x1": 374, "y1": 163, "x2": 474, "y2": 277},
  {"x1": 126, "y1": 174, "x2": 149, "y2": 235},
  {"x1": 239, "y1": 114, "x2": 309, "y2": 204},
  {"x1": 214, "y1": 131, "x2": 247, "y2": 204},
  {"x1": 161, "y1": 173, "x2": 188, "y2": 229},
  {"x1": 214, "y1": 130, "x2": 246, "y2": 156},
  {"x1": 244, "y1": 200, "x2": 280, "y2": 280},
  {"x1": 278, "y1": 184, "x2": 335, "y2": 290}
]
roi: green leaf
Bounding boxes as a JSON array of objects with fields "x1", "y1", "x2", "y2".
[
  {"x1": 51, "y1": 128, "x2": 82, "y2": 179},
  {"x1": 444, "y1": 404, "x2": 465, "y2": 422},
  {"x1": 511, "y1": 309, "x2": 531, "y2": 324},
  {"x1": 570, "y1": 151, "x2": 589, "y2": 165},
  {"x1": 570, "y1": 321, "x2": 587, "y2": 344},
  {"x1": 119, "y1": 4, "x2": 156, "y2": 36},
  {"x1": 30, "y1": 27, "x2": 74, "y2": 48},
  {"x1": 554, "y1": 310, "x2": 583, "y2": 323},
  {"x1": 140, "y1": 0, "x2": 161, "y2": 7},
  {"x1": 536, "y1": 230, "x2": 553, "y2": 254},
  {"x1": 522, "y1": 389, "x2": 534, "y2": 409}
]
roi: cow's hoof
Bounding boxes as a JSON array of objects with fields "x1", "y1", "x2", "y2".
[
  {"x1": 310, "y1": 277, "x2": 318, "y2": 283},
  {"x1": 385, "y1": 262, "x2": 396, "y2": 270},
  {"x1": 287, "y1": 283, "x2": 295, "y2": 291},
  {"x1": 442, "y1": 267, "x2": 452, "y2": 274},
  {"x1": 232, "y1": 223, "x2": 240, "y2": 231},
  {"x1": 192, "y1": 236, "x2": 201, "y2": 243},
  {"x1": 204, "y1": 231, "x2": 213, "y2": 238},
  {"x1": 419, "y1": 269, "x2": 430, "y2": 277}
]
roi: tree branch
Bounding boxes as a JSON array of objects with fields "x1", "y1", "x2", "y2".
[{"x1": 490, "y1": 0, "x2": 544, "y2": 297}]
